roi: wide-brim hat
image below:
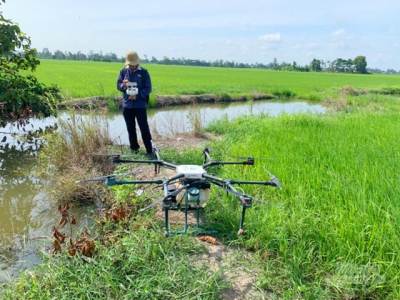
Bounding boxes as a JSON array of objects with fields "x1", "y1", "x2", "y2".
[{"x1": 125, "y1": 50, "x2": 141, "y2": 65}]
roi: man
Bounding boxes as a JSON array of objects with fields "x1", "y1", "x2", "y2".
[{"x1": 116, "y1": 50, "x2": 154, "y2": 159}]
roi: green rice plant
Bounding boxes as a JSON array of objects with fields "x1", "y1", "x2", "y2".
[
  {"x1": 29, "y1": 60, "x2": 400, "y2": 103},
  {"x1": 203, "y1": 101, "x2": 400, "y2": 299}
]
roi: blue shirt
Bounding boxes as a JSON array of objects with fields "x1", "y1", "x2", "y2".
[{"x1": 116, "y1": 65, "x2": 152, "y2": 108}]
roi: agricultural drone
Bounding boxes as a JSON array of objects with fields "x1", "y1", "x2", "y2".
[{"x1": 77, "y1": 142, "x2": 282, "y2": 237}]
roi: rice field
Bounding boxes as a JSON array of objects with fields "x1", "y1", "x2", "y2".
[{"x1": 32, "y1": 60, "x2": 400, "y2": 101}]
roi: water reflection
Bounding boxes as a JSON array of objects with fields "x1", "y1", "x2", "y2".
[
  {"x1": 0, "y1": 122, "x2": 73, "y2": 282},
  {"x1": 108, "y1": 100, "x2": 325, "y2": 143},
  {"x1": 0, "y1": 140, "x2": 49, "y2": 281}
]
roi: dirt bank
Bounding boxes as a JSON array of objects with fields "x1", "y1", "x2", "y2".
[{"x1": 58, "y1": 93, "x2": 276, "y2": 110}]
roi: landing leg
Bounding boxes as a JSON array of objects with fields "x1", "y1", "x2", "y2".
[
  {"x1": 238, "y1": 206, "x2": 247, "y2": 236},
  {"x1": 164, "y1": 208, "x2": 169, "y2": 238}
]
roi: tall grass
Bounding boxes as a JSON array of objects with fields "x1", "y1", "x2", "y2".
[
  {"x1": 205, "y1": 97, "x2": 400, "y2": 299},
  {"x1": 38, "y1": 107, "x2": 115, "y2": 201}
]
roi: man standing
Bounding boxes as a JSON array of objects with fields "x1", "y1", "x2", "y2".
[{"x1": 116, "y1": 50, "x2": 154, "y2": 159}]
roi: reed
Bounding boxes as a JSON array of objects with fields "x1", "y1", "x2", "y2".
[{"x1": 38, "y1": 107, "x2": 115, "y2": 201}]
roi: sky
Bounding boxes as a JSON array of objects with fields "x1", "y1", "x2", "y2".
[{"x1": 1, "y1": 0, "x2": 400, "y2": 70}]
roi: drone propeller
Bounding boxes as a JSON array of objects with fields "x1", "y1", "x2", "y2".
[
  {"x1": 205, "y1": 147, "x2": 223, "y2": 155},
  {"x1": 213, "y1": 183, "x2": 251, "y2": 198},
  {"x1": 75, "y1": 171, "x2": 138, "y2": 183},
  {"x1": 263, "y1": 167, "x2": 283, "y2": 189},
  {"x1": 139, "y1": 184, "x2": 190, "y2": 212},
  {"x1": 213, "y1": 183, "x2": 283, "y2": 208}
]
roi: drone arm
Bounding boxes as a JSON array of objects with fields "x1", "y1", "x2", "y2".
[
  {"x1": 202, "y1": 159, "x2": 254, "y2": 169},
  {"x1": 162, "y1": 161, "x2": 179, "y2": 169},
  {"x1": 106, "y1": 178, "x2": 164, "y2": 186},
  {"x1": 112, "y1": 155, "x2": 178, "y2": 167},
  {"x1": 201, "y1": 173, "x2": 225, "y2": 184},
  {"x1": 229, "y1": 179, "x2": 279, "y2": 187}
]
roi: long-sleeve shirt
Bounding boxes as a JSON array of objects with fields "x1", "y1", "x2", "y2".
[{"x1": 116, "y1": 65, "x2": 152, "y2": 108}]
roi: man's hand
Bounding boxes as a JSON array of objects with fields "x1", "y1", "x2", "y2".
[
  {"x1": 123, "y1": 79, "x2": 129, "y2": 86},
  {"x1": 129, "y1": 95, "x2": 136, "y2": 100}
]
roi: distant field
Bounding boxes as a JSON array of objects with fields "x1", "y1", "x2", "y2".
[{"x1": 32, "y1": 60, "x2": 400, "y2": 100}]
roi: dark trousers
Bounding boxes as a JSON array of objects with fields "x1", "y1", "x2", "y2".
[{"x1": 122, "y1": 107, "x2": 152, "y2": 153}]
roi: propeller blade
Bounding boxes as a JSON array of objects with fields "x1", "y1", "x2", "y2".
[
  {"x1": 205, "y1": 147, "x2": 223, "y2": 155},
  {"x1": 139, "y1": 196, "x2": 167, "y2": 212},
  {"x1": 270, "y1": 177, "x2": 283, "y2": 189},
  {"x1": 263, "y1": 167, "x2": 283, "y2": 189},
  {"x1": 251, "y1": 197, "x2": 284, "y2": 208},
  {"x1": 213, "y1": 183, "x2": 249, "y2": 199},
  {"x1": 213, "y1": 183, "x2": 283, "y2": 208}
]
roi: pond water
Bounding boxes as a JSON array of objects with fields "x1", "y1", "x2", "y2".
[
  {"x1": 110, "y1": 100, "x2": 325, "y2": 143},
  {"x1": 0, "y1": 100, "x2": 325, "y2": 283}
]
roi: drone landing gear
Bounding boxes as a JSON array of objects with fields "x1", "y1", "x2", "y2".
[
  {"x1": 162, "y1": 203, "x2": 218, "y2": 237},
  {"x1": 237, "y1": 197, "x2": 252, "y2": 236}
]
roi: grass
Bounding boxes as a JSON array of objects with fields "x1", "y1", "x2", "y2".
[
  {"x1": 1, "y1": 223, "x2": 226, "y2": 300},
  {"x1": 30, "y1": 60, "x2": 400, "y2": 104},
  {"x1": 204, "y1": 96, "x2": 400, "y2": 299}
]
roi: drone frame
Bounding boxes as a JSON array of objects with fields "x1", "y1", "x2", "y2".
[{"x1": 79, "y1": 144, "x2": 282, "y2": 237}]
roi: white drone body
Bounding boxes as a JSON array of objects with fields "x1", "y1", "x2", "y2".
[{"x1": 176, "y1": 165, "x2": 206, "y2": 179}]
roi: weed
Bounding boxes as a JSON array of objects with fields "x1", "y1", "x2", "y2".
[{"x1": 38, "y1": 107, "x2": 115, "y2": 202}]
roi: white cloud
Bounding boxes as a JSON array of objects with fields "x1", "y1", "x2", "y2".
[
  {"x1": 258, "y1": 33, "x2": 282, "y2": 43},
  {"x1": 331, "y1": 29, "x2": 346, "y2": 39}
]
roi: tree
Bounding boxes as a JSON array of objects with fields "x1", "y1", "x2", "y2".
[
  {"x1": 40, "y1": 48, "x2": 52, "y2": 59},
  {"x1": 353, "y1": 55, "x2": 367, "y2": 74},
  {"x1": 52, "y1": 50, "x2": 66, "y2": 60},
  {"x1": 310, "y1": 59, "x2": 322, "y2": 72},
  {"x1": 273, "y1": 57, "x2": 279, "y2": 70},
  {"x1": 0, "y1": 1, "x2": 61, "y2": 128}
]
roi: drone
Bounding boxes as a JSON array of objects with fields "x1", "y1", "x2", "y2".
[{"x1": 77, "y1": 142, "x2": 282, "y2": 237}]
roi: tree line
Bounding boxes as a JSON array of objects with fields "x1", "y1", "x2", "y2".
[{"x1": 38, "y1": 48, "x2": 399, "y2": 75}]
